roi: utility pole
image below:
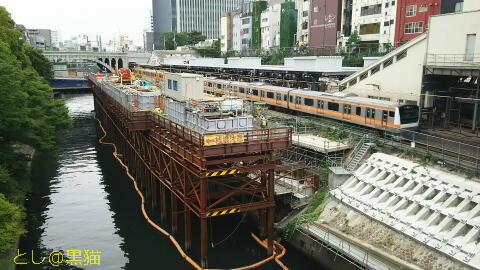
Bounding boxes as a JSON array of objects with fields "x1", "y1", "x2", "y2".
[{"x1": 473, "y1": 76, "x2": 479, "y2": 132}]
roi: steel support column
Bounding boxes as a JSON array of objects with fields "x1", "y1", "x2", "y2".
[
  {"x1": 266, "y1": 168, "x2": 275, "y2": 256},
  {"x1": 171, "y1": 193, "x2": 178, "y2": 234},
  {"x1": 472, "y1": 77, "x2": 479, "y2": 132},
  {"x1": 184, "y1": 208, "x2": 191, "y2": 251},
  {"x1": 200, "y1": 176, "x2": 208, "y2": 268},
  {"x1": 160, "y1": 184, "x2": 166, "y2": 220}
]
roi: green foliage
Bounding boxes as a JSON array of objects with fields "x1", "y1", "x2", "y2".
[
  {"x1": 0, "y1": 6, "x2": 72, "y2": 256},
  {"x1": 252, "y1": 1, "x2": 268, "y2": 49},
  {"x1": 346, "y1": 31, "x2": 361, "y2": 49},
  {"x1": 193, "y1": 40, "x2": 221, "y2": 58},
  {"x1": 160, "y1": 31, "x2": 207, "y2": 50},
  {"x1": 283, "y1": 187, "x2": 328, "y2": 240},
  {"x1": 279, "y1": 1, "x2": 297, "y2": 48},
  {"x1": 0, "y1": 193, "x2": 25, "y2": 254},
  {"x1": 24, "y1": 46, "x2": 53, "y2": 81}
]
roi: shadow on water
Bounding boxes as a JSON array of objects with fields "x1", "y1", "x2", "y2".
[{"x1": 19, "y1": 94, "x2": 352, "y2": 270}]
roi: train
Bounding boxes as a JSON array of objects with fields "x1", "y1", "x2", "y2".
[
  {"x1": 203, "y1": 78, "x2": 420, "y2": 132},
  {"x1": 132, "y1": 67, "x2": 420, "y2": 132}
]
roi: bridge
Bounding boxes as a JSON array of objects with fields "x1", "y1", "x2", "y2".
[{"x1": 44, "y1": 51, "x2": 136, "y2": 72}]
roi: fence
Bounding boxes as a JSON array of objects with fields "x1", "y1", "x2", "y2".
[
  {"x1": 426, "y1": 54, "x2": 480, "y2": 67},
  {"x1": 269, "y1": 113, "x2": 480, "y2": 177}
]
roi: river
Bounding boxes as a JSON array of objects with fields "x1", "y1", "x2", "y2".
[{"x1": 18, "y1": 94, "x2": 343, "y2": 270}]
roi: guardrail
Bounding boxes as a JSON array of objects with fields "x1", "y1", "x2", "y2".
[{"x1": 426, "y1": 54, "x2": 480, "y2": 67}]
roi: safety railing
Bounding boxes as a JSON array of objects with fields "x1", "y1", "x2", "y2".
[{"x1": 426, "y1": 54, "x2": 480, "y2": 67}]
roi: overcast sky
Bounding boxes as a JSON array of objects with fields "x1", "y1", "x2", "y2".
[{"x1": 0, "y1": 0, "x2": 152, "y2": 46}]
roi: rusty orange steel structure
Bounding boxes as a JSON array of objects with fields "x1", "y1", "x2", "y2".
[{"x1": 90, "y1": 79, "x2": 292, "y2": 268}]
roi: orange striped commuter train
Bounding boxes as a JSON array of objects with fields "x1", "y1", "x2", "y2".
[{"x1": 204, "y1": 78, "x2": 419, "y2": 132}]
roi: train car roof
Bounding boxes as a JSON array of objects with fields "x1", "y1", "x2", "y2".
[{"x1": 206, "y1": 78, "x2": 406, "y2": 109}]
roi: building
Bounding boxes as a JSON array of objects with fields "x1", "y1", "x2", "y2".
[
  {"x1": 338, "y1": 0, "x2": 353, "y2": 47},
  {"x1": 26, "y1": 29, "x2": 52, "y2": 49},
  {"x1": 152, "y1": 0, "x2": 244, "y2": 49},
  {"x1": 280, "y1": 1, "x2": 297, "y2": 48},
  {"x1": 341, "y1": 0, "x2": 397, "y2": 49},
  {"x1": 144, "y1": 31, "x2": 154, "y2": 52},
  {"x1": 394, "y1": 0, "x2": 441, "y2": 46},
  {"x1": 309, "y1": 0, "x2": 342, "y2": 48},
  {"x1": 105, "y1": 35, "x2": 134, "y2": 52},
  {"x1": 232, "y1": 2, "x2": 254, "y2": 52},
  {"x1": 296, "y1": 0, "x2": 310, "y2": 46},
  {"x1": 440, "y1": 0, "x2": 463, "y2": 13},
  {"x1": 220, "y1": 12, "x2": 233, "y2": 53},
  {"x1": 261, "y1": 4, "x2": 281, "y2": 50}
]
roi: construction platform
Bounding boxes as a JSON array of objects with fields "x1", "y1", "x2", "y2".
[
  {"x1": 89, "y1": 73, "x2": 293, "y2": 268},
  {"x1": 292, "y1": 133, "x2": 351, "y2": 153}
]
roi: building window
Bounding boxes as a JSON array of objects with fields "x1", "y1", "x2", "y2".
[
  {"x1": 360, "y1": 4, "x2": 382, "y2": 16},
  {"x1": 455, "y1": 2, "x2": 463, "y2": 12},
  {"x1": 242, "y1": 18, "x2": 250, "y2": 24},
  {"x1": 406, "y1": 5, "x2": 416, "y2": 17},
  {"x1": 168, "y1": 79, "x2": 172, "y2": 89},
  {"x1": 303, "y1": 11, "x2": 308, "y2": 17},
  {"x1": 359, "y1": 23, "x2": 381, "y2": 35},
  {"x1": 385, "y1": 2, "x2": 389, "y2": 8},
  {"x1": 314, "y1": 6, "x2": 319, "y2": 12},
  {"x1": 391, "y1": 1, "x2": 395, "y2": 5},
  {"x1": 418, "y1": 6, "x2": 428, "y2": 12},
  {"x1": 173, "y1": 80, "x2": 178, "y2": 91},
  {"x1": 404, "y1": 22, "x2": 424, "y2": 34}
]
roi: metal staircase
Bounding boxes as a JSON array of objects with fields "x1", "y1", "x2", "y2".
[{"x1": 345, "y1": 135, "x2": 373, "y2": 171}]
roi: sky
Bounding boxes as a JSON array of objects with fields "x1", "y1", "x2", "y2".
[{"x1": 0, "y1": 0, "x2": 152, "y2": 46}]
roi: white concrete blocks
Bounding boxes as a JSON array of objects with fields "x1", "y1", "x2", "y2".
[{"x1": 330, "y1": 153, "x2": 480, "y2": 269}]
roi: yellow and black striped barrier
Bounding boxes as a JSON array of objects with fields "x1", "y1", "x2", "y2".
[
  {"x1": 206, "y1": 208, "x2": 240, "y2": 217},
  {"x1": 205, "y1": 169, "x2": 239, "y2": 177}
]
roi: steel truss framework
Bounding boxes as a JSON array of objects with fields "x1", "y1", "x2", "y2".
[{"x1": 91, "y1": 82, "x2": 292, "y2": 267}]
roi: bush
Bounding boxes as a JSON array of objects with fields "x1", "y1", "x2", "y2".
[{"x1": 0, "y1": 193, "x2": 25, "y2": 254}]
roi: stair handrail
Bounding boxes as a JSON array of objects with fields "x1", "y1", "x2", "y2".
[{"x1": 344, "y1": 134, "x2": 366, "y2": 169}]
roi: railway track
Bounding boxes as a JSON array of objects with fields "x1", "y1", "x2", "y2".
[{"x1": 265, "y1": 108, "x2": 480, "y2": 177}]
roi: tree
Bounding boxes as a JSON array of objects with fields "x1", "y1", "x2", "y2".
[
  {"x1": 160, "y1": 31, "x2": 206, "y2": 50},
  {"x1": 24, "y1": 46, "x2": 54, "y2": 81},
  {"x1": 346, "y1": 30, "x2": 361, "y2": 52},
  {"x1": 194, "y1": 39, "x2": 221, "y2": 58},
  {"x1": 0, "y1": 6, "x2": 71, "y2": 256}
]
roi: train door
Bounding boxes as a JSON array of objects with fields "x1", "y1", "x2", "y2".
[
  {"x1": 366, "y1": 108, "x2": 375, "y2": 126},
  {"x1": 342, "y1": 104, "x2": 351, "y2": 120},
  {"x1": 382, "y1": 110, "x2": 388, "y2": 128},
  {"x1": 294, "y1": 96, "x2": 301, "y2": 110},
  {"x1": 276, "y1": 93, "x2": 282, "y2": 105}
]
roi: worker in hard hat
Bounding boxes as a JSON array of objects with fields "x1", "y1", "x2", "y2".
[{"x1": 260, "y1": 117, "x2": 268, "y2": 129}]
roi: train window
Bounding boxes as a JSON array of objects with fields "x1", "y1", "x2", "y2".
[
  {"x1": 371, "y1": 109, "x2": 376, "y2": 119},
  {"x1": 389, "y1": 111, "x2": 395, "y2": 117},
  {"x1": 347, "y1": 105, "x2": 352, "y2": 114},
  {"x1": 304, "y1": 98, "x2": 314, "y2": 107},
  {"x1": 233, "y1": 86, "x2": 238, "y2": 92},
  {"x1": 239, "y1": 87, "x2": 245, "y2": 93},
  {"x1": 217, "y1": 84, "x2": 222, "y2": 89},
  {"x1": 172, "y1": 80, "x2": 178, "y2": 91},
  {"x1": 276, "y1": 93, "x2": 281, "y2": 100},
  {"x1": 289, "y1": 95, "x2": 293, "y2": 102},
  {"x1": 328, "y1": 102, "x2": 339, "y2": 112},
  {"x1": 208, "y1": 82, "x2": 212, "y2": 87},
  {"x1": 168, "y1": 79, "x2": 172, "y2": 89},
  {"x1": 260, "y1": 91, "x2": 265, "y2": 97},
  {"x1": 318, "y1": 100, "x2": 324, "y2": 109},
  {"x1": 367, "y1": 108, "x2": 371, "y2": 118},
  {"x1": 295, "y1": 96, "x2": 301, "y2": 104},
  {"x1": 382, "y1": 111, "x2": 388, "y2": 122},
  {"x1": 283, "y1": 95, "x2": 287, "y2": 101},
  {"x1": 356, "y1": 107, "x2": 361, "y2": 115},
  {"x1": 399, "y1": 105, "x2": 419, "y2": 124},
  {"x1": 252, "y1": 89, "x2": 259, "y2": 96},
  {"x1": 267, "y1": 92, "x2": 274, "y2": 99}
]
